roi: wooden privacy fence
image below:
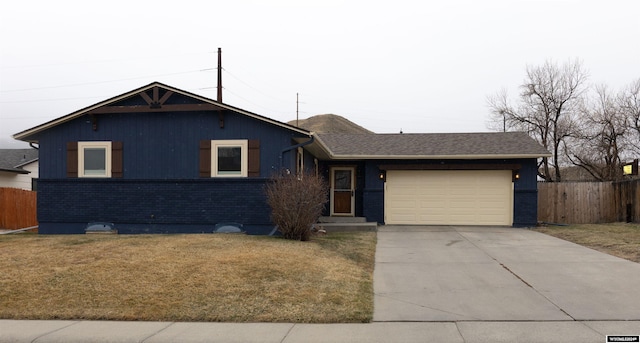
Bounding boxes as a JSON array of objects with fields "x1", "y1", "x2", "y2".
[
  {"x1": 538, "y1": 179, "x2": 640, "y2": 224},
  {"x1": 0, "y1": 188, "x2": 37, "y2": 230}
]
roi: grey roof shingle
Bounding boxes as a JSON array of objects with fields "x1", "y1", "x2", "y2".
[
  {"x1": 0, "y1": 149, "x2": 39, "y2": 173},
  {"x1": 314, "y1": 132, "x2": 550, "y2": 159}
]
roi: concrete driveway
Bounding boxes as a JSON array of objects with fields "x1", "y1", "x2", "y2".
[{"x1": 374, "y1": 226, "x2": 640, "y2": 322}]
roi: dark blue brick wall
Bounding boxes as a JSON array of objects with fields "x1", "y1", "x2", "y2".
[
  {"x1": 37, "y1": 178, "x2": 273, "y2": 234},
  {"x1": 513, "y1": 158, "x2": 539, "y2": 227},
  {"x1": 362, "y1": 161, "x2": 384, "y2": 223},
  {"x1": 362, "y1": 189, "x2": 384, "y2": 223},
  {"x1": 513, "y1": 190, "x2": 538, "y2": 227}
]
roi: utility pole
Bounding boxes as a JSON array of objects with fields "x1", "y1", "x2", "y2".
[
  {"x1": 217, "y1": 47, "x2": 222, "y2": 102},
  {"x1": 296, "y1": 93, "x2": 299, "y2": 127},
  {"x1": 217, "y1": 48, "x2": 224, "y2": 128}
]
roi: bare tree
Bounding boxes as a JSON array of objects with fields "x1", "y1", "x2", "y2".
[
  {"x1": 567, "y1": 85, "x2": 627, "y2": 181},
  {"x1": 619, "y1": 78, "x2": 640, "y2": 155},
  {"x1": 487, "y1": 59, "x2": 589, "y2": 181}
]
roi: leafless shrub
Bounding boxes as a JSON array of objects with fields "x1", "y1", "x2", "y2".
[{"x1": 265, "y1": 172, "x2": 328, "y2": 241}]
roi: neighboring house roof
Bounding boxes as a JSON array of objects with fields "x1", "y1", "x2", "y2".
[
  {"x1": 554, "y1": 166, "x2": 599, "y2": 181},
  {"x1": 288, "y1": 114, "x2": 373, "y2": 134},
  {"x1": 307, "y1": 132, "x2": 551, "y2": 160},
  {"x1": 0, "y1": 149, "x2": 39, "y2": 174},
  {"x1": 13, "y1": 82, "x2": 310, "y2": 142},
  {"x1": 550, "y1": 164, "x2": 640, "y2": 181}
]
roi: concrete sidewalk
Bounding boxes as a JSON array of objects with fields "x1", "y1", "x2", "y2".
[{"x1": 1, "y1": 319, "x2": 639, "y2": 342}]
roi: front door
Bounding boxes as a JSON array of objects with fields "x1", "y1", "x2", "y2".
[{"x1": 330, "y1": 167, "x2": 355, "y2": 216}]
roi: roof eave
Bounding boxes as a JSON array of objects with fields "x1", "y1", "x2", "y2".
[
  {"x1": 325, "y1": 153, "x2": 552, "y2": 160},
  {"x1": 14, "y1": 159, "x2": 39, "y2": 168},
  {"x1": 304, "y1": 133, "x2": 334, "y2": 160},
  {"x1": 0, "y1": 168, "x2": 30, "y2": 174},
  {"x1": 13, "y1": 82, "x2": 311, "y2": 142}
]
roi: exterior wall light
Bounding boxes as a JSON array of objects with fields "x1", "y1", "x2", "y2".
[{"x1": 512, "y1": 170, "x2": 520, "y2": 182}]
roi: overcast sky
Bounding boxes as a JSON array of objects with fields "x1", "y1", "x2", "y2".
[{"x1": 1, "y1": 0, "x2": 639, "y2": 148}]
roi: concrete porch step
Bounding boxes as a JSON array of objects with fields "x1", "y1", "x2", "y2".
[
  {"x1": 314, "y1": 222, "x2": 378, "y2": 232},
  {"x1": 318, "y1": 216, "x2": 367, "y2": 223}
]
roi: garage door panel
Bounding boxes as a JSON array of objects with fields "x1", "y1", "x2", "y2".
[
  {"x1": 388, "y1": 209, "x2": 419, "y2": 223},
  {"x1": 385, "y1": 170, "x2": 513, "y2": 226},
  {"x1": 390, "y1": 187, "x2": 419, "y2": 195}
]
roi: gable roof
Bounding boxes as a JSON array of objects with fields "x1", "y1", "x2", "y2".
[
  {"x1": 13, "y1": 82, "x2": 310, "y2": 142},
  {"x1": 0, "y1": 149, "x2": 38, "y2": 174},
  {"x1": 307, "y1": 132, "x2": 551, "y2": 160}
]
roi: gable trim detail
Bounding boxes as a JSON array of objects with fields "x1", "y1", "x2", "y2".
[{"x1": 13, "y1": 82, "x2": 310, "y2": 142}]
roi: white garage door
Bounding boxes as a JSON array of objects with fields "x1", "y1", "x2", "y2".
[{"x1": 385, "y1": 170, "x2": 513, "y2": 225}]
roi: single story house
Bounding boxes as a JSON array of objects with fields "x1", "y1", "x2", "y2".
[
  {"x1": 13, "y1": 82, "x2": 550, "y2": 234},
  {"x1": 0, "y1": 148, "x2": 39, "y2": 191}
]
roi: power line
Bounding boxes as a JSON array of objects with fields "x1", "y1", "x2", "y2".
[
  {"x1": 0, "y1": 69, "x2": 207, "y2": 93},
  {"x1": 0, "y1": 95, "x2": 107, "y2": 104},
  {"x1": 222, "y1": 68, "x2": 290, "y2": 104},
  {"x1": 0, "y1": 51, "x2": 215, "y2": 70},
  {"x1": 220, "y1": 87, "x2": 290, "y2": 117}
]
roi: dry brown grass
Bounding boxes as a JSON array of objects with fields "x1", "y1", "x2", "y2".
[
  {"x1": 0, "y1": 232, "x2": 376, "y2": 323},
  {"x1": 535, "y1": 222, "x2": 640, "y2": 263}
]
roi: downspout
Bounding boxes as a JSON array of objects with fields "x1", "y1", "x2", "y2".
[
  {"x1": 280, "y1": 135, "x2": 314, "y2": 169},
  {"x1": 29, "y1": 142, "x2": 39, "y2": 150}
]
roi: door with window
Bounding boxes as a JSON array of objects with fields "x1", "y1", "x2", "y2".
[{"x1": 330, "y1": 167, "x2": 355, "y2": 216}]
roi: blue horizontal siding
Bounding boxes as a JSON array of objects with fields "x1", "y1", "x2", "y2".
[{"x1": 36, "y1": 110, "x2": 305, "y2": 179}]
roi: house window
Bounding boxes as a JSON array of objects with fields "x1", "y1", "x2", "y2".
[
  {"x1": 78, "y1": 141, "x2": 112, "y2": 177},
  {"x1": 296, "y1": 147, "x2": 304, "y2": 176},
  {"x1": 212, "y1": 140, "x2": 248, "y2": 177}
]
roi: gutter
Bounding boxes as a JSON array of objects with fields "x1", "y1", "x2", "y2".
[
  {"x1": 280, "y1": 135, "x2": 314, "y2": 169},
  {"x1": 0, "y1": 168, "x2": 30, "y2": 174},
  {"x1": 324, "y1": 153, "x2": 552, "y2": 160}
]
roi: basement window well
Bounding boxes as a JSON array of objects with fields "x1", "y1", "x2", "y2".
[{"x1": 85, "y1": 222, "x2": 116, "y2": 234}]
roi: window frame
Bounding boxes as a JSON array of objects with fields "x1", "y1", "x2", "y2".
[
  {"x1": 296, "y1": 146, "x2": 304, "y2": 177},
  {"x1": 78, "y1": 141, "x2": 112, "y2": 178},
  {"x1": 211, "y1": 140, "x2": 248, "y2": 177}
]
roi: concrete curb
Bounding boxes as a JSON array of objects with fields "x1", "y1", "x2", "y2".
[{"x1": 1, "y1": 320, "x2": 638, "y2": 343}]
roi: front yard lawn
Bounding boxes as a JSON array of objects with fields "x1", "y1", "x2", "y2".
[
  {"x1": 535, "y1": 223, "x2": 640, "y2": 263},
  {"x1": 0, "y1": 232, "x2": 376, "y2": 323}
]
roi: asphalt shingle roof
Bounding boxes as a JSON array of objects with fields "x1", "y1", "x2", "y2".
[
  {"x1": 314, "y1": 132, "x2": 550, "y2": 159},
  {"x1": 0, "y1": 149, "x2": 39, "y2": 173}
]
